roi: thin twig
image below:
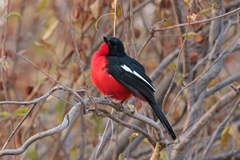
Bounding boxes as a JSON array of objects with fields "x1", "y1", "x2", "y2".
[
  {"x1": 113, "y1": 0, "x2": 117, "y2": 37},
  {"x1": 1, "y1": 104, "x2": 36, "y2": 150},
  {"x1": 64, "y1": 0, "x2": 88, "y2": 88},
  {"x1": 120, "y1": 0, "x2": 132, "y2": 56},
  {"x1": 164, "y1": 16, "x2": 191, "y2": 117},
  {"x1": 0, "y1": 96, "x2": 162, "y2": 156},
  {"x1": 205, "y1": 73, "x2": 240, "y2": 97},
  {"x1": 130, "y1": 0, "x2": 137, "y2": 58},
  {"x1": 1, "y1": 0, "x2": 17, "y2": 156},
  {"x1": 169, "y1": 34, "x2": 240, "y2": 116},
  {"x1": 202, "y1": 100, "x2": 240, "y2": 157},
  {"x1": 201, "y1": 148, "x2": 240, "y2": 160},
  {"x1": 171, "y1": 86, "x2": 240, "y2": 159},
  {"x1": 154, "y1": 7, "x2": 240, "y2": 32},
  {"x1": 137, "y1": 19, "x2": 167, "y2": 56}
]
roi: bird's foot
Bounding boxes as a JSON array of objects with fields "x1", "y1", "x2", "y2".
[{"x1": 104, "y1": 94, "x2": 113, "y2": 99}]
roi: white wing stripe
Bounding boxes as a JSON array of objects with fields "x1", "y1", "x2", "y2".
[{"x1": 121, "y1": 65, "x2": 156, "y2": 91}]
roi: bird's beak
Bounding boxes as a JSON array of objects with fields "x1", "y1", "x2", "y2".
[{"x1": 103, "y1": 36, "x2": 111, "y2": 47}]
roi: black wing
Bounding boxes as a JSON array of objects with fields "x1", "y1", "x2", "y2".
[{"x1": 106, "y1": 55, "x2": 155, "y2": 102}]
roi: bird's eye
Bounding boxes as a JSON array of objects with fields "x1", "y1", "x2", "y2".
[{"x1": 113, "y1": 45, "x2": 117, "y2": 49}]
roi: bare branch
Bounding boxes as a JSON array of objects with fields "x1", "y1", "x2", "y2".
[
  {"x1": 149, "y1": 48, "x2": 179, "y2": 81},
  {"x1": 202, "y1": 100, "x2": 240, "y2": 157},
  {"x1": 171, "y1": 86, "x2": 240, "y2": 160},
  {"x1": 0, "y1": 102, "x2": 80, "y2": 156},
  {"x1": 201, "y1": 148, "x2": 240, "y2": 160},
  {"x1": 1, "y1": 104, "x2": 36, "y2": 150},
  {"x1": 154, "y1": 7, "x2": 240, "y2": 32},
  {"x1": 205, "y1": 73, "x2": 240, "y2": 97}
]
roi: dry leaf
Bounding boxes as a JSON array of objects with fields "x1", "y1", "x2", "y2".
[
  {"x1": 42, "y1": 20, "x2": 59, "y2": 40},
  {"x1": 26, "y1": 86, "x2": 34, "y2": 95},
  {"x1": 183, "y1": 0, "x2": 192, "y2": 7},
  {"x1": 198, "y1": 7, "x2": 212, "y2": 15},
  {"x1": 221, "y1": 123, "x2": 230, "y2": 147},
  {"x1": 111, "y1": 0, "x2": 117, "y2": 9},
  {"x1": 8, "y1": 72, "x2": 17, "y2": 83},
  {"x1": 188, "y1": 13, "x2": 197, "y2": 21},
  {"x1": 194, "y1": 33, "x2": 205, "y2": 43},
  {"x1": 229, "y1": 124, "x2": 240, "y2": 146},
  {"x1": 134, "y1": 28, "x2": 141, "y2": 39},
  {"x1": 90, "y1": 0, "x2": 100, "y2": 19},
  {"x1": 190, "y1": 50, "x2": 199, "y2": 63},
  {"x1": 150, "y1": 142, "x2": 160, "y2": 160},
  {"x1": 72, "y1": 7, "x2": 80, "y2": 19},
  {"x1": 224, "y1": 0, "x2": 232, "y2": 4}
]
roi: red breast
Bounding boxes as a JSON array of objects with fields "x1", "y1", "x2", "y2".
[{"x1": 90, "y1": 43, "x2": 132, "y2": 100}]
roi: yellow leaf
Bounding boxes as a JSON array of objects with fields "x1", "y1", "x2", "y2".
[
  {"x1": 129, "y1": 133, "x2": 139, "y2": 140},
  {"x1": 211, "y1": 3, "x2": 217, "y2": 9},
  {"x1": 90, "y1": 0, "x2": 100, "y2": 19},
  {"x1": 118, "y1": 153, "x2": 123, "y2": 160},
  {"x1": 35, "y1": 38, "x2": 52, "y2": 49},
  {"x1": 2, "y1": 60, "x2": 9, "y2": 72},
  {"x1": 198, "y1": 8, "x2": 212, "y2": 15},
  {"x1": 13, "y1": 107, "x2": 30, "y2": 116},
  {"x1": 37, "y1": 0, "x2": 48, "y2": 12},
  {"x1": 160, "y1": 150, "x2": 169, "y2": 160},
  {"x1": 229, "y1": 124, "x2": 240, "y2": 146},
  {"x1": 0, "y1": 111, "x2": 11, "y2": 118},
  {"x1": 42, "y1": 21, "x2": 59, "y2": 40},
  {"x1": 183, "y1": 0, "x2": 192, "y2": 7},
  {"x1": 127, "y1": 104, "x2": 135, "y2": 113},
  {"x1": 143, "y1": 138, "x2": 149, "y2": 144},
  {"x1": 221, "y1": 123, "x2": 230, "y2": 147},
  {"x1": 167, "y1": 63, "x2": 176, "y2": 70},
  {"x1": 111, "y1": 0, "x2": 117, "y2": 9},
  {"x1": 4, "y1": 11, "x2": 22, "y2": 19},
  {"x1": 182, "y1": 32, "x2": 199, "y2": 38},
  {"x1": 150, "y1": 142, "x2": 160, "y2": 160}
]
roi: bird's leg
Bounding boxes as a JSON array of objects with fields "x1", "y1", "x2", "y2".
[
  {"x1": 93, "y1": 94, "x2": 114, "y2": 116},
  {"x1": 115, "y1": 100, "x2": 125, "y2": 112},
  {"x1": 120, "y1": 99, "x2": 125, "y2": 104},
  {"x1": 104, "y1": 94, "x2": 113, "y2": 99}
]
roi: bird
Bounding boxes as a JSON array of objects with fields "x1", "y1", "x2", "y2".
[{"x1": 90, "y1": 36, "x2": 177, "y2": 140}]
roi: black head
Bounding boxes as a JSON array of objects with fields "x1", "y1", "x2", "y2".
[{"x1": 103, "y1": 36, "x2": 126, "y2": 57}]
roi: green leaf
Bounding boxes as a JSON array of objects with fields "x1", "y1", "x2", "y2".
[
  {"x1": 167, "y1": 63, "x2": 176, "y2": 70},
  {"x1": 221, "y1": 123, "x2": 230, "y2": 147},
  {"x1": 26, "y1": 143, "x2": 38, "y2": 160},
  {"x1": 183, "y1": 0, "x2": 192, "y2": 7},
  {"x1": 129, "y1": 133, "x2": 138, "y2": 140},
  {"x1": 4, "y1": 12, "x2": 22, "y2": 19},
  {"x1": 150, "y1": 142, "x2": 160, "y2": 160},
  {"x1": 54, "y1": 100, "x2": 65, "y2": 122},
  {"x1": 182, "y1": 32, "x2": 199, "y2": 38},
  {"x1": 198, "y1": 8, "x2": 212, "y2": 15},
  {"x1": 37, "y1": 0, "x2": 48, "y2": 12},
  {"x1": 118, "y1": 153, "x2": 123, "y2": 160},
  {"x1": 13, "y1": 107, "x2": 29, "y2": 116},
  {"x1": 127, "y1": 104, "x2": 135, "y2": 113},
  {"x1": 160, "y1": 150, "x2": 169, "y2": 160},
  {"x1": 2, "y1": 60, "x2": 9, "y2": 72},
  {"x1": 143, "y1": 138, "x2": 150, "y2": 144},
  {"x1": 0, "y1": 111, "x2": 11, "y2": 118}
]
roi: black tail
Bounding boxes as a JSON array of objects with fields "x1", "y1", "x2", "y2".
[{"x1": 148, "y1": 101, "x2": 177, "y2": 140}]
